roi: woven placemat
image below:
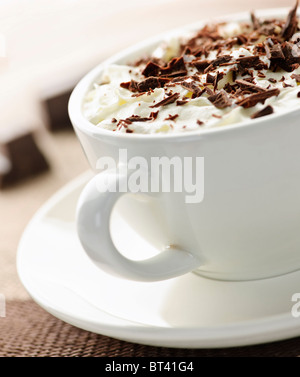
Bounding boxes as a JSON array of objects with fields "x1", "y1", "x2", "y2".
[{"x1": 1, "y1": 300, "x2": 300, "y2": 357}]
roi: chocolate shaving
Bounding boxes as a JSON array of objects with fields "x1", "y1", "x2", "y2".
[
  {"x1": 160, "y1": 57, "x2": 188, "y2": 77},
  {"x1": 257, "y1": 72, "x2": 266, "y2": 78},
  {"x1": 265, "y1": 43, "x2": 285, "y2": 60},
  {"x1": 251, "y1": 105, "x2": 274, "y2": 119},
  {"x1": 150, "y1": 111, "x2": 159, "y2": 119},
  {"x1": 142, "y1": 62, "x2": 161, "y2": 77},
  {"x1": 236, "y1": 88, "x2": 280, "y2": 108},
  {"x1": 120, "y1": 80, "x2": 139, "y2": 92},
  {"x1": 164, "y1": 114, "x2": 179, "y2": 121},
  {"x1": 282, "y1": 82, "x2": 293, "y2": 88},
  {"x1": 125, "y1": 115, "x2": 153, "y2": 122},
  {"x1": 236, "y1": 56, "x2": 267, "y2": 71},
  {"x1": 197, "y1": 120, "x2": 204, "y2": 126},
  {"x1": 214, "y1": 72, "x2": 224, "y2": 91},
  {"x1": 142, "y1": 57, "x2": 187, "y2": 78},
  {"x1": 251, "y1": 12, "x2": 260, "y2": 30},
  {"x1": 150, "y1": 93, "x2": 180, "y2": 108},
  {"x1": 235, "y1": 79, "x2": 267, "y2": 93},
  {"x1": 204, "y1": 87, "x2": 214, "y2": 96},
  {"x1": 204, "y1": 55, "x2": 232, "y2": 73},
  {"x1": 176, "y1": 99, "x2": 188, "y2": 106},
  {"x1": 291, "y1": 73, "x2": 300, "y2": 82},
  {"x1": 137, "y1": 77, "x2": 170, "y2": 92},
  {"x1": 191, "y1": 59, "x2": 211, "y2": 73},
  {"x1": 236, "y1": 34, "x2": 249, "y2": 45},
  {"x1": 270, "y1": 42, "x2": 300, "y2": 72},
  {"x1": 121, "y1": 77, "x2": 170, "y2": 92},
  {"x1": 281, "y1": 0, "x2": 299, "y2": 40},
  {"x1": 208, "y1": 90, "x2": 232, "y2": 109},
  {"x1": 180, "y1": 81, "x2": 203, "y2": 97},
  {"x1": 260, "y1": 24, "x2": 277, "y2": 36},
  {"x1": 119, "y1": 112, "x2": 159, "y2": 126},
  {"x1": 206, "y1": 73, "x2": 215, "y2": 84}
]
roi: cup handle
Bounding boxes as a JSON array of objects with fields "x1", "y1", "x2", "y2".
[{"x1": 76, "y1": 168, "x2": 202, "y2": 281}]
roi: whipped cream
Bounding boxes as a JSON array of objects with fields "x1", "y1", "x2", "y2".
[{"x1": 83, "y1": 7, "x2": 300, "y2": 134}]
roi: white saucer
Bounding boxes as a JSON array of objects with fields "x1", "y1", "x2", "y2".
[{"x1": 17, "y1": 172, "x2": 300, "y2": 348}]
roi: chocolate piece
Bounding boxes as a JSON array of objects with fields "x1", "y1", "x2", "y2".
[
  {"x1": 125, "y1": 129, "x2": 134, "y2": 133},
  {"x1": 180, "y1": 81, "x2": 203, "y2": 97},
  {"x1": 282, "y1": 82, "x2": 293, "y2": 88},
  {"x1": 142, "y1": 57, "x2": 187, "y2": 78},
  {"x1": 44, "y1": 90, "x2": 73, "y2": 131},
  {"x1": 0, "y1": 132, "x2": 49, "y2": 189},
  {"x1": 298, "y1": 92, "x2": 300, "y2": 97},
  {"x1": 150, "y1": 93, "x2": 180, "y2": 108},
  {"x1": 142, "y1": 62, "x2": 161, "y2": 77},
  {"x1": 137, "y1": 77, "x2": 170, "y2": 91},
  {"x1": 268, "y1": 78, "x2": 277, "y2": 83},
  {"x1": 176, "y1": 100, "x2": 188, "y2": 106},
  {"x1": 206, "y1": 73, "x2": 215, "y2": 84},
  {"x1": 160, "y1": 57, "x2": 187, "y2": 77},
  {"x1": 204, "y1": 87, "x2": 214, "y2": 96},
  {"x1": 191, "y1": 60, "x2": 211, "y2": 73},
  {"x1": 213, "y1": 72, "x2": 224, "y2": 91},
  {"x1": 150, "y1": 111, "x2": 159, "y2": 120},
  {"x1": 251, "y1": 12, "x2": 260, "y2": 30},
  {"x1": 164, "y1": 114, "x2": 179, "y2": 121},
  {"x1": 257, "y1": 72, "x2": 266, "y2": 78},
  {"x1": 291, "y1": 74, "x2": 300, "y2": 82},
  {"x1": 236, "y1": 56, "x2": 267, "y2": 71},
  {"x1": 197, "y1": 120, "x2": 204, "y2": 126},
  {"x1": 251, "y1": 105, "x2": 274, "y2": 119},
  {"x1": 125, "y1": 115, "x2": 153, "y2": 122},
  {"x1": 235, "y1": 79, "x2": 267, "y2": 93},
  {"x1": 208, "y1": 90, "x2": 232, "y2": 109},
  {"x1": 236, "y1": 34, "x2": 248, "y2": 45},
  {"x1": 260, "y1": 24, "x2": 277, "y2": 36},
  {"x1": 265, "y1": 43, "x2": 285, "y2": 60},
  {"x1": 121, "y1": 77, "x2": 170, "y2": 92},
  {"x1": 120, "y1": 80, "x2": 139, "y2": 92},
  {"x1": 236, "y1": 88, "x2": 280, "y2": 108},
  {"x1": 281, "y1": 0, "x2": 299, "y2": 40},
  {"x1": 204, "y1": 55, "x2": 232, "y2": 73},
  {"x1": 271, "y1": 42, "x2": 300, "y2": 72}
]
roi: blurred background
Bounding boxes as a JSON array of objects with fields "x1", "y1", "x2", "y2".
[{"x1": 0, "y1": 0, "x2": 289, "y2": 299}]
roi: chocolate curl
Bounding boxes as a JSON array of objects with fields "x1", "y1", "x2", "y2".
[{"x1": 281, "y1": 0, "x2": 299, "y2": 40}]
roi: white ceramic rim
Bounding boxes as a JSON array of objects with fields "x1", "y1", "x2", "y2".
[
  {"x1": 16, "y1": 172, "x2": 300, "y2": 348},
  {"x1": 69, "y1": 7, "x2": 300, "y2": 141}
]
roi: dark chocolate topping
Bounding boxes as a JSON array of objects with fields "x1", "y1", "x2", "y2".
[
  {"x1": 281, "y1": 0, "x2": 299, "y2": 40},
  {"x1": 292, "y1": 73, "x2": 300, "y2": 82},
  {"x1": 235, "y1": 79, "x2": 267, "y2": 93},
  {"x1": 142, "y1": 57, "x2": 187, "y2": 78},
  {"x1": 236, "y1": 88, "x2": 280, "y2": 108},
  {"x1": 251, "y1": 105, "x2": 274, "y2": 118},
  {"x1": 115, "y1": 1, "x2": 300, "y2": 131},
  {"x1": 150, "y1": 93, "x2": 180, "y2": 108},
  {"x1": 208, "y1": 90, "x2": 232, "y2": 109}
]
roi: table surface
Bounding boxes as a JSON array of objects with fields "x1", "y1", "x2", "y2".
[{"x1": 1, "y1": 0, "x2": 300, "y2": 357}]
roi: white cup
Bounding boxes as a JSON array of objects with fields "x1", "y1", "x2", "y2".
[{"x1": 69, "y1": 8, "x2": 300, "y2": 282}]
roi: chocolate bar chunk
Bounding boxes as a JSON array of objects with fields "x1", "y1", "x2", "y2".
[
  {"x1": 0, "y1": 132, "x2": 49, "y2": 189},
  {"x1": 43, "y1": 90, "x2": 73, "y2": 131}
]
